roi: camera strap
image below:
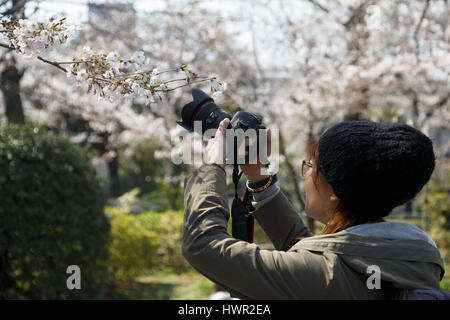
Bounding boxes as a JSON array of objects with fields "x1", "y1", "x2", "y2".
[{"x1": 230, "y1": 146, "x2": 254, "y2": 243}]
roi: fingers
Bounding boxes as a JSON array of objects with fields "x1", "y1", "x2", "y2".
[
  {"x1": 217, "y1": 118, "x2": 230, "y2": 137},
  {"x1": 267, "y1": 128, "x2": 272, "y2": 157}
]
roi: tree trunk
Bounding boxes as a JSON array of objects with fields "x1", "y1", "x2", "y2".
[
  {"x1": 279, "y1": 132, "x2": 316, "y2": 233},
  {"x1": 0, "y1": 0, "x2": 27, "y2": 124},
  {"x1": 107, "y1": 149, "x2": 121, "y2": 198},
  {"x1": 404, "y1": 200, "x2": 413, "y2": 219},
  {"x1": 343, "y1": 3, "x2": 371, "y2": 122},
  {"x1": 95, "y1": 132, "x2": 121, "y2": 198},
  {"x1": 304, "y1": 128, "x2": 318, "y2": 233},
  {"x1": 1, "y1": 63, "x2": 25, "y2": 124}
]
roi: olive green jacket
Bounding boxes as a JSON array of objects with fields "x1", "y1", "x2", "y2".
[{"x1": 181, "y1": 164, "x2": 445, "y2": 299}]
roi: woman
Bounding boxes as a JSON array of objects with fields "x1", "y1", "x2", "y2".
[{"x1": 181, "y1": 118, "x2": 445, "y2": 299}]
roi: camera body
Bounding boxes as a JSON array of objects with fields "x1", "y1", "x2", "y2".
[{"x1": 177, "y1": 89, "x2": 266, "y2": 164}]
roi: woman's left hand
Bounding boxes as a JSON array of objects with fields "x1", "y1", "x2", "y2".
[{"x1": 204, "y1": 118, "x2": 230, "y2": 168}]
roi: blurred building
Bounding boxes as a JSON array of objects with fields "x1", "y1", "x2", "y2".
[{"x1": 88, "y1": 1, "x2": 136, "y2": 38}]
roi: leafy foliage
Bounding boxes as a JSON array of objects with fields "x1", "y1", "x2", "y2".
[
  {"x1": 136, "y1": 210, "x2": 189, "y2": 271},
  {"x1": 119, "y1": 140, "x2": 167, "y2": 196},
  {"x1": 106, "y1": 205, "x2": 188, "y2": 281},
  {"x1": 105, "y1": 207, "x2": 158, "y2": 281},
  {"x1": 419, "y1": 174, "x2": 450, "y2": 260},
  {"x1": 119, "y1": 139, "x2": 184, "y2": 211},
  {"x1": 0, "y1": 125, "x2": 110, "y2": 299}
]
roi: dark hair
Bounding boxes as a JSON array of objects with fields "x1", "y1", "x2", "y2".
[{"x1": 305, "y1": 142, "x2": 384, "y2": 235}]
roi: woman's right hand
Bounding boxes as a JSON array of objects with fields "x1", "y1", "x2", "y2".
[{"x1": 240, "y1": 128, "x2": 271, "y2": 183}]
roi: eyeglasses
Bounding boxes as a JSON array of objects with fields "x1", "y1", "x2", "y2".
[{"x1": 301, "y1": 160, "x2": 313, "y2": 177}]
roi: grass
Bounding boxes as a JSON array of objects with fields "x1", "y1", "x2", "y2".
[{"x1": 105, "y1": 268, "x2": 215, "y2": 300}]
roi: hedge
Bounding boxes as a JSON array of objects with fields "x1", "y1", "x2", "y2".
[{"x1": 0, "y1": 125, "x2": 110, "y2": 299}]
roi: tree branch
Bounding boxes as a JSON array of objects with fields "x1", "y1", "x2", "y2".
[
  {"x1": 422, "y1": 93, "x2": 450, "y2": 127},
  {"x1": 343, "y1": 1, "x2": 374, "y2": 30},
  {"x1": 307, "y1": 0, "x2": 330, "y2": 14},
  {"x1": 36, "y1": 56, "x2": 67, "y2": 73},
  {"x1": 279, "y1": 130, "x2": 306, "y2": 211},
  {"x1": 413, "y1": 0, "x2": 431, "y2": 58},
  {"x1": 0, "y1": 42, "x2": 15, "y2": 50},
  {"x1": 1, "y1": 42, "x2": 69, "y2": 72},
  {"x1": 1, "y1": 0, "x2": 27, "y2": 16}
]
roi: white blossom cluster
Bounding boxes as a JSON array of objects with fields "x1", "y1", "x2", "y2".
[
  {"x1": 66, "y1": 46, "x2": 168, "y2": 106},
  {"x1": 67, "y1": 47, "x2": 227, "y2": 105},
  {"x1": 0, "y1": 17, "x2": 80, "y2": 56},
  {"x1": 1, "y1": 17, "x2": 227, "y2": 105},
  {"x1": 207, "y1": 74, "x2": 228, "y2": 97}
]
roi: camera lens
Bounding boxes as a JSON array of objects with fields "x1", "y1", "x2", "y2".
[{"x1": 177, "y1": 89, "x2": 232, "y2": 134}]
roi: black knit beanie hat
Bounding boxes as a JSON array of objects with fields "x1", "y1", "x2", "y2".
[{"x1": 318, "y1": 120, "x2": 435, "y2": 220}]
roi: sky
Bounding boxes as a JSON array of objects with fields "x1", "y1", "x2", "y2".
[
  {"x1": 23, "y1": 0, "x2": 314, "y2": 72},
  {"x1": 25, "y1": 0, "x2": 168, "y2": 23}
]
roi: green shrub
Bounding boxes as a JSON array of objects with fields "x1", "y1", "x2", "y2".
[
  {"x1": 106, "y1": 207, "x2": 159, "y2": 281},
  {"x1": 119, "y1": 139, "x2": 165, "y2": 195},
  {"x1": 136, "y1": 210, "x2": 189, "y2": 271},
  {"x1": 419, "y1": 176, "x2": 450, "y2": 261},
  {"x1": 0, "y1": 125, "x2": 110, "y2": 299},
  {"x1": 143, "y1": 183, "x2": 184, "y2": 212},
  {"x1": 106, "y1": 188, "x2": 186, "y2": 279},
  {"x1": 119, "y1": 139, "x2": 185, "y2": 211},
  {"x1": 441, "y1": 265, "x2": 450, "y2": 291}
]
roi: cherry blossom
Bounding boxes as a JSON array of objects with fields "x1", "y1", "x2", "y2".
[
  {"x1": 0, "y1": 16, "x2": 228, "y2": 105},
  {"x1": 0, "y1": 16, "x2": 79, "y2": 56}
]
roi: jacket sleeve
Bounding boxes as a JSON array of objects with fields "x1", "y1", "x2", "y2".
[
  {"x1": 251, "y1": 188, "x2": 312, "y2": 250},
  {"x1": 181, "y1": 164, "x2": 324, "y2": 300}
]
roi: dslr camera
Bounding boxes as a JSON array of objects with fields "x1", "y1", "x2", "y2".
[{"x1": 177, "y1": 89, "x2": 267, "y2": 165}]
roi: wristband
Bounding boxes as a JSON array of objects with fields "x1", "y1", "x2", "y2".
[{"x1": 247, "y1": 174, "x2": 277, "y2": 193}]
